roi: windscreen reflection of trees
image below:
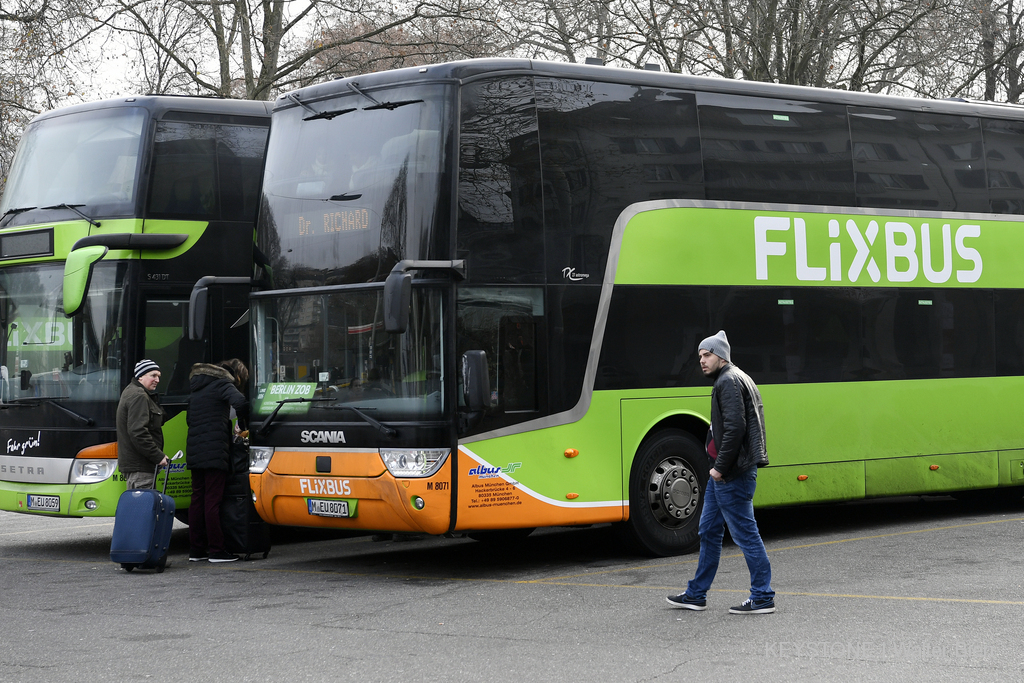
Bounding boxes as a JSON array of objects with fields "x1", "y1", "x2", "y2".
[
  {"x1": 0, "y1": 265, "x2": 123, "y2": 402},
  {"x1": 260, "y1": 95, "x2": 444, "y2": 288},
  {"x1": 271, "y1": 290, "x2": 443, "y2": 415},
  {"x1": 1, "y1": 109, "x2": 145, "y2": 215}
]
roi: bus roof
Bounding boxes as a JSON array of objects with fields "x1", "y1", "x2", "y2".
[
  {"x1": 30, "y1": 95, "x2": 273, "y2": 125},
  {"x1": 276, "y1": 57, "x2": 1024, "y2": 122}
]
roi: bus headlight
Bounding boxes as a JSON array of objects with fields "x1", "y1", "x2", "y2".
[
  {"x1": 249, "y1": 446, "x2": 274, "y2": 474},
  {"x1": 70, "y1": 460, "x2": 116, "y2": 484},
  {"x1": 379, "y1": 448, "x2": 449, "y2": 478}
]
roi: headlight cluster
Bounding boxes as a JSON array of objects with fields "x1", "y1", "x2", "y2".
[
  {"x1": 249, "y1": 446, "x2": 274, "y2": 474},
  {"x1": 70, "y1": 460, "x2": 116, "y2": 484},
  {"x1": 379, "y1": 448, "x2": 449, "y2": 478}
]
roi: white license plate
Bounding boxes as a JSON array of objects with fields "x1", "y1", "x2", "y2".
[
  {"x1": 307, "y1": 498, "x2": 355, "y2": 518},
  {"x1": 26, "y1": 494, "x2": 60, "y2": 512}
]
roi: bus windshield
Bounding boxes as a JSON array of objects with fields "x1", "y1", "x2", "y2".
[
  {"x1": 0, "y1": 262, "x2": 126, "y2": 404},
  {"x1": 0, "y1": 107, "x2": 146, "y2": 220},
  {"x1": 252, "y1": 287, "x2": 445, "y2": 422},
  {"x1": 258, "y1": 84, "x2": 450, "y2": 286}
]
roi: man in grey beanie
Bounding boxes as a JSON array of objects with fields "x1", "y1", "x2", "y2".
[{"x1": 666, "y1": 330, "x2": 775, "y2": 614}]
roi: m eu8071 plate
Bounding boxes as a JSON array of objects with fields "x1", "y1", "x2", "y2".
[{"x1": 307, "y1": 498, "x2": 356, "y2": 518}]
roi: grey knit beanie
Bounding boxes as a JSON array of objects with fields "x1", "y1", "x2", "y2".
[{"x1": 698, "y1": 330, "x2": 731, "y2": 362}]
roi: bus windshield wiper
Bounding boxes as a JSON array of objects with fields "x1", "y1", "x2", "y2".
[
  {"x1": 0, "y1": 206, "x2": 37, "y2": 226},
  {"x1": 327, "y1": 193, "x2": 362, "y2": 201},
  {"x1": 256, "y1": 397, "x2": 332, "y2": 436},
  {"x1": 304, "y1": 107, "x2": 356, "y2": 122},
  {"x1": 346, "y1": 82, "x2": 422, "y2": 112},
  {"x1": 40, "y1": 203, "x2": 101, "y2": 227},
  {"x1": 317, "y1": 404, "x2": 397, "y2": 438},
  {"x1": 287, "y1": 93, "x2": 355, "y2": 122},
  {"x1": 1, "y1": 396, "x2": 94, "y2": 425}
]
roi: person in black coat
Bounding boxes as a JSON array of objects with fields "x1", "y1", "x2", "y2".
[{"x1": 186, "y1": 361, "x2": 249, "y2": 563}]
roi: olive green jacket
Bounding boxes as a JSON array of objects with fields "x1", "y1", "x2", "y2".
[{"x1": 116, "y1": 379, "x2": 166, "y2": 474}]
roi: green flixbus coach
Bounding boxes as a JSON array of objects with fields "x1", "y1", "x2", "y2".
[
  {"x1": 244, "y1": 58, "x2": 1024, "y2": 556},
  {"x1": 0, "y1": 95, "x2": 271, "y2": 519}
]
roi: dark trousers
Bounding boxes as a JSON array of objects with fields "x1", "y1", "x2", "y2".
[{"x1": 188, "y1": 468, "x2": 228, "y2": 554}]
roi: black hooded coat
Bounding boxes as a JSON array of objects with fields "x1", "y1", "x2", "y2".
[{"x1": 186, "y1": 363, "x2": 249, "y2": 471}]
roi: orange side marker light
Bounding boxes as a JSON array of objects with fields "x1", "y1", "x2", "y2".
[
  {"x1": 930, "y1": 465, "x2": 940, "y2": 471},
  {"x1": 564, "y1": 448, "x2": 579, "y2": 458},
  {"x1": 797, "y1": 474, "x2": 808, "y2": 481},
  {"x1": 566, "y1": 493, "x2": 579, "y2": 499}
]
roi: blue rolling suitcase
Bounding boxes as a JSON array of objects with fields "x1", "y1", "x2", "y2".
[{"x1": 110, "y1": 464, "x2": 175, "y2": 572}]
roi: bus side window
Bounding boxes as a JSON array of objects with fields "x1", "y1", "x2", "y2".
[
  {"x1": 981, "y1": 118, "x2": 1024, "y2": 214},
  {"x1": 143, "y1": 298, "x2": 204, "y2": 399},
  {"x1": 457, "y1": 287, "x2": 543, "y2": 431},
  {"x1": 147, "y1": 120, "x2": 269, "y2": 222},
  {"x1": 850, "y1": 107, "x2": 987, "y2": 213},
  {"x1": 457, "y1": 78, "x2": 544, "y2": 284},
  {"x1": 698, "y1": 93, "x2": 854, "y2": 207},
  {"x1": 537, "y1": 80, "x2": 702, "y2": 283}
]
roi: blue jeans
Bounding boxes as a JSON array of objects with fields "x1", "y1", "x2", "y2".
[{"x1": 686, "y1": 468, "x2": 774, "y2": 603}]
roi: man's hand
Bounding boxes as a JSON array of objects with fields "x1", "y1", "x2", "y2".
[
  {"x1": 158, "y1": 456, "x2": 169, "y2": 466},
  {"x1": 709, "y1": 467, "x2": 723, "y2": 482}
]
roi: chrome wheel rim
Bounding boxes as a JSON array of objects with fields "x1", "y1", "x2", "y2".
[{"x1": 647, "y1": 456, "x2": 700, "y2": 528}]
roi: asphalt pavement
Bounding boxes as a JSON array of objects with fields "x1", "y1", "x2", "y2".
[{"x1": 1, "y1": 494, "x2": 1022, "y2": 682}]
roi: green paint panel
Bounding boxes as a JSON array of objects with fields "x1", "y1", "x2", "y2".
[
  {"x1": 760, "y1": 377, "x2": 1024, "y2": 466},
  {"x1": 865, "y1": 452, "x2": 998, "y2": 496},
  {"x1": 753, "y1": 461, "x2": 865, "y2": 507},
  {"x1": 616, "y1": 206, "x2": 1024, "y2": 289}
]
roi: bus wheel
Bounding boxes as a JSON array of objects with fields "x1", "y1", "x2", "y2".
[
  {"x1": 623, "y1": 429, "x2": 707, "y2": 557},
  {"x1": 173, "y1": 509, "x2": 189, "y2": 525}
]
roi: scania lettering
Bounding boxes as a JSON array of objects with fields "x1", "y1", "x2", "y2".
[
  {"x1": 246, "y1": 59, "x2": 1024, "y2": 556},
  {"x1": 300, "y1": 431, "x2": 347, "y2": 444},
  {"x1": 0, "y1": 95, "x2": 271, "y2": 519}
]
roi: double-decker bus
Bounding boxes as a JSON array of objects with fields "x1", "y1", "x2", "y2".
[
  {"x1": 0, "y1": 95, "x2": 271, "y2": 519},
  {"x1": 244, "y1": 59, "x2": 1024, "y2": 556}
]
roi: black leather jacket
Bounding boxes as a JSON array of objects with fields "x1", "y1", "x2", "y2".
[{"x1": 707, "y1": 363, "x2": 768, "y2": 481}]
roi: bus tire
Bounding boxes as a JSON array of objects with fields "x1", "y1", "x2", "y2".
[
  {"x1": 623, "y1": 429, "x2": 707, "y2": 557},
  {"x1": 174, "y1": 509, "x2": 189, "y2": 526}
]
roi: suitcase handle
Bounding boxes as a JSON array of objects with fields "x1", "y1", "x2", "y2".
[
  {"x1": 152, "y1": 462, "x2": 171, "y2": 495},
  {"x1": 151, "y1": 451, "x2": 183, "y2": 494}
]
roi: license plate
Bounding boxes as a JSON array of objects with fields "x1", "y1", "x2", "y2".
[
  {"x1": 26, "y1": 494, "x2": 60, "y2": 512},
  {"x1": 307, "y1": 498, "x2": 356, "y2": 518}
]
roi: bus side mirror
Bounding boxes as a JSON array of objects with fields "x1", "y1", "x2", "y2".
[
  {"x1": 188, "y1": 285, "x2": 210, "y2": 341},
  {"x1": 384, "y1": 271, "x2": 412, "y2": 334},
  {"x1": 461, "y1": 350, "x2": 490, "y2": 413},
  {"x1": 62, "y1": 245, "x2": 108, "y2": 317}
]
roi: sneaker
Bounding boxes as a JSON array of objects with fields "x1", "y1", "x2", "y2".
[
  {"x1": 729, "y1": 598, "x2": 775, "y2": 614},
  {"x1": 665, "y1": 593, "x2": 707, "y2": 611},
  {"x1": 208, "y1": 551, "x2": 239, "y2": 563},
  {"x1": 188, "y1": 551, "x2": 209, "y2": 562}
]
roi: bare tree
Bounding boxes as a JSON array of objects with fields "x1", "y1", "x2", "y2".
[
  {"x1": 1, "y1": 0, "x2": 103, "y2": 190},
  {"x1": 107, "y1": 0, "x2": 495, "y2": 100}
]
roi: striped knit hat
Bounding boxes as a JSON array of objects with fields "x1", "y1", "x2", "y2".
[{"x1": 134, "y1": 359, "x2": 160, "y2": 379}]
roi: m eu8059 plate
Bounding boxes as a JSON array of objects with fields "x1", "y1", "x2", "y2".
[{"x1": 26, "y1": 494, "x2": 60, "y2": 512}]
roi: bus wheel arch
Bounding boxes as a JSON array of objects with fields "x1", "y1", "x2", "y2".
[{"x1": 622, "y1": 427, "x2": 708, "y2": 557}]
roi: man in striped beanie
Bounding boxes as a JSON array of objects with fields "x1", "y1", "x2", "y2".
[{"x1": 116, "y1": 359, "x2": 168, "y2": 489}]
